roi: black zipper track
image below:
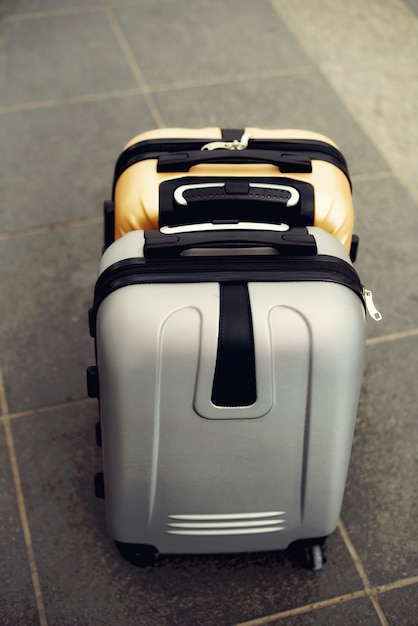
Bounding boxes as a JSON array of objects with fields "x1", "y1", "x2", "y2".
[
  {"x1": 90, "y1": 254, "x2": 364, "y2": 337},
  {"x1": 112, "y1": 137, "x2": 351, "y2": 198}
]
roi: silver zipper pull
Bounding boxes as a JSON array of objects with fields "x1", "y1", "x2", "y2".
[
  {"x1": 362, "y1": 287, "x2": 382, "y2": 321},
  {"x1": 234, "y1": 131, "x2": 253, "y2": 150},
  {"x1": 201, "y1": 140, "x2": 233, "y2": 151},
  {"x1": 201, "y1": 131, "x2": 253, "y2": 151}
]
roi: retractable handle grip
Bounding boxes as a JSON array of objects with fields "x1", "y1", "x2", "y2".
[
  {"x1": 144, "y1": 229, "x2": 317, "y2": 258},
  {"x1": 157, "y1": 149, "x2": 313, "y2": 173}
]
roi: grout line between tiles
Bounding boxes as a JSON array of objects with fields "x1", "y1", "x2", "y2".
[
  {"x1": 230, "y1": 520, "x2": 418, "y2": 626},
  {"x1": 233, "y1": 590, "x2": 370, "y2": 625},
  {"x1": 366, "y1": 328, "x2": 418, "y2": 345},
  {"x1": 0, "y1": 3, "x2": 106, "y2": 22},
  {"x1": 0, "y1": 364, "x2": 48, "y2": 626},
  {"x1": 0, "y1": 68, "x2": 314, "y2": 116},
  {"x1": 0, "y1": 216, "x2": 103, "y2": 241},
  {"x1": 148, "y1": 65, "x2": 316, "y2": 94},
  {"x1": 233, "y1": 551, "x2": 418, "y2": 625},
  {"x1": 0, "y1": 397, "x2": 93, "y2": 424},
  {"x1": 0, "y1": 88, "x2": 144, "y2": 115},
  {"x1": 375, "y1": 575, "x2": 418, "y2": 594},
  {"x1": 104, "y1": 3, "x2": 166, "y2": 128},
  {"x1": 350, "y1": 170, "x2": 393, "y2": 184},
  {"x1": 232, "y1": 571, "x2": 418, "y2": 626},
  {"x1": 338, "y1": 518, "x2": 389, "y2": 626}
]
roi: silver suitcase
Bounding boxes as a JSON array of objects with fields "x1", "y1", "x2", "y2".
[{"x1": 88, "y1": 225, "x2": 378, "y2": 570}]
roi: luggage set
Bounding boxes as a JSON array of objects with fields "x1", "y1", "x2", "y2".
[{"x1": 87, "y1": 128, "x2": 381, "y2": 571}]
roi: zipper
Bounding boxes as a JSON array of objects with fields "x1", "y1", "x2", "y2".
[
  {"x1": 362, "y1": 287, "x2": 383, "y2": 321},
  {"x1": 91, "y1": 255, "x2": 367, "y2": 337},
  {"x1": 112, "y1": 137, "x2": 351, "y2": 197}
]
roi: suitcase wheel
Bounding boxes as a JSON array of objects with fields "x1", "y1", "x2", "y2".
[
  {"x1": 289, "y1": 537, "x2": 327, "y2": 572},
  {"x1": 115, "y1": 541, "x2": 158, "y2": 567}
]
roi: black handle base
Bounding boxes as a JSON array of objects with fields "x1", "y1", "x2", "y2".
[{"x1": 144, "y1": 228, "x2": 317, "y2": 258}]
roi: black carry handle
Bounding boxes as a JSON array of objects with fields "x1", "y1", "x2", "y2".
[
  {"x1": 159, "y1": 177, "x2": 315, "y2": 228},
  {"x1": 144, "y1": 229, "x2": 317, "y2": 258},
  {"x1": 157, "y1": 149, "x2": 313, "y2": 173}
]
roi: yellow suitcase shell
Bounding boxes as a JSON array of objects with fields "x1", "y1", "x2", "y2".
[{"x1": 113, "y1": 128, "x2": 354, "y2": 253}]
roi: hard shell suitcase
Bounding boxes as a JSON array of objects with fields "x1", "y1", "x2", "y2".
[
  {"x1": 87, "y1": 224, "x2": 378, "y2": 570},
  {"x1": 105, "y1": 127, "x2": 355, "y2": 255}
]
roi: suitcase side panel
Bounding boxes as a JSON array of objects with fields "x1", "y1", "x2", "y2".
[{"x1": 96, "y1": 277, "x2": 365, "y2": 554}]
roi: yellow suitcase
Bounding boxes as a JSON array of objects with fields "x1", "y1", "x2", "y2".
[{"x1": 107, "y1": 127, "x2": 355, "y2": 255}]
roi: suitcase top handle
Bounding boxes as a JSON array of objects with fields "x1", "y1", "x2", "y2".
[
  {"x1": 143, "y1": 228, "x2": 318, "y2": 259},
  {"x1": 159, "y1": 176, "x2": 314, "y2": 229},
  {"x1": 157, "y1": 149, "x2": 313, "y2": 173},
  {"x1": 173, "y1": 182, "x2": 300, "y2": 208}
]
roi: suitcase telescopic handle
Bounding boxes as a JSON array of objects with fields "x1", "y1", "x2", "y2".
[
  {"x1": 143, "y1": 229, "x2": 317, "y2": 258},
  {"x1": 157, "y1": 149, "x2": 312, "y2": 173}
]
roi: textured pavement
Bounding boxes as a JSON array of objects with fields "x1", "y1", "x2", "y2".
[{"x1": 0, "y1": 1, "x2": 417, "y2": 625}]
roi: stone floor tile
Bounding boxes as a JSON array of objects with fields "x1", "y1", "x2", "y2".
[
  {"x1": 0, "y1": 96, "x2": 156, "y2": 233},
  {"x1": 271, "y1": 0, "x2": 415, "y2": 70},
  {"x1": 0, "y1": 9, "x2": 136, "y2": 107},
  {"x1": 0, "y1": 224, "x2": 101, "y2": 412},
  {"x1": 114, "y1": 0, "x2": 310, "y2": 87},
  {"x1": 271, "y1": 0, "x2": 418, "y2": 204},
  {"x1": 325, "y1": 62, "x2": 418, "y2": 204},
  {"x1": 11, "y1": 403, "x2": 366, "y2": 626},
  {"x1": 378, "y1": 584, "x2": 418, "y2": 626},
  {"x1": 352, "y1": 177, "x2": 418, "y2": 338},
  {"x1": 261, "y1": 596, "x2": 383, "y2": 626},
  {"x1": 0, "y1": 424, "x2": 39, "y2": 625},
  {"x1": 342, "y1": 338, "x2": 418, "y2": 586},
  {"x1": 0, "y1": 0, "x2": 102, "y2": 14}
]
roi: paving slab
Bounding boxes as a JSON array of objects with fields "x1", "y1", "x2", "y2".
[
  {"x1": 0, "y1": 224, "x2": 102, "y2": 413},
  {"x1": 352, "y1": 176, "x2": 418, "y2": 337},
  {"x1": 378, "y1": 584, "x2": 418, "y2": 626},
  {"x1": 342, "y1": 337, "x2": 418, "y2": 587},
  {"x1": 11, "y1": 403, "x2": 368, "y2": 626},
  {"x1": 114, "y1": 0, "x2": 311, "y2": 87},
  {"x1": 262, "y1": 596, "x2": 383, "y2": 626},
  {"x1": 271, "y1": 0, "x2": 418, "y2": 204},
  {"x1": 0, "y1": 0, "x2": 102, "y2": 14},
  {"x1": 0, "y1": 425, "x2": 39, "y2": 626},
  {"x1": 0, "y1": 9, "x2": 136, "y2": 107},
  {"x1": 0, "y1": 96, "x2": 156, "y2": 232}
]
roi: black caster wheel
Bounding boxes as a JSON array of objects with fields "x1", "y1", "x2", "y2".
[
  {"x1": 115, "y1": 541, "x2": 158, "y2": 567},
  {"x1": 290, "y1": 537, "x2": 327, "y2": 572}
]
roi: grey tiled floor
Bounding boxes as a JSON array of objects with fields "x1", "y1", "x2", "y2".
[{"x1": 0, "y1": 1, "x2": 417, "y2": 625}]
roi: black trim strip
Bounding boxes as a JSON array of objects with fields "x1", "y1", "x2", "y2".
[
  {"x1": 143, "y1": 229, "x2": 318, "y2": 258},
  {"x1": 90, "y1": 255, "x2": 364, "y2": 337},
  {"x1": 211, "y1": 282, "x2": 257, "y2": 407}
]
